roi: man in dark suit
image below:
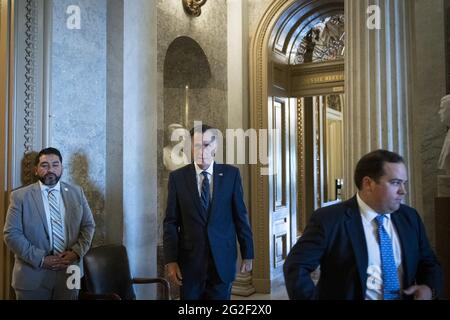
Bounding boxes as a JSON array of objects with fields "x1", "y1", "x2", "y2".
[
  {"x1": 3, "y1": 147, "x2": 95, "y2": 299},
  {"x1": 284, "y1": 149, "x2": 442, "y2": 300},
  {"x1": 163, "y1": 124, "x2": 254, "y2": 300}
]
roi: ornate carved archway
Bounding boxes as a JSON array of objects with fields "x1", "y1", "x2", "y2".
[{"x1": 249, "y1": 0, "x2": 344, "y2": 293}]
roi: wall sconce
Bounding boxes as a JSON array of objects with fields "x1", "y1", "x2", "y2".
[{"x1": 182, "y1": 0, "x2": 207, "y2": 17}]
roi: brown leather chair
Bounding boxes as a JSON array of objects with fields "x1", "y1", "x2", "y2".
[{"x1": 80, "y1": 244, "x2": 170, "y2": 300}]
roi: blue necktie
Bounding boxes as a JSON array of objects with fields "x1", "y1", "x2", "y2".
[
  {"x1": 200, "y1": 171, "x2": 210, "y2": 213},
  {"x1": 375, "y1": 214, "x2": 400, "y2": 300}
]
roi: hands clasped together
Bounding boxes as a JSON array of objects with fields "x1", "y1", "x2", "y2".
[{"x1": 42, "y1": 251, "x2": 79, "y2": 271}]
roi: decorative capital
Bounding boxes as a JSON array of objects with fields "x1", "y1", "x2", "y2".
[{"x1": 182, "y1": 0, "x2": 207, "y2": 17}]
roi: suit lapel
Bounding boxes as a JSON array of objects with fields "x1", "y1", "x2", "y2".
[
  {"x1": 30, "y1": 183, "x2": 50, "y2": 239},
  {"x1": 208, "y1": 163, "x2": 224, "y2": 222},
  {"x1": 184, "y1": 164, "x2": 205, "y2": 222},
  {"x1": 60, "y1": 182, "x2": 75, "y2": 240},
  {"x1": 344, "y1": 197, "x2": 368, "y2": 295},
  {"x1": 391, "y1": 209, "x2": 412, "y2": 285}
]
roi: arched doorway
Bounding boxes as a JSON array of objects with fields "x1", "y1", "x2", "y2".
[
  {"x1": 288, "y1": 12, "x2": 345, "y2": 231},
  {"x1": 249, "y1": 0, "x2": 344, "y2": 293}
]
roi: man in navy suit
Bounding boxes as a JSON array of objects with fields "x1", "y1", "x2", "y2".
[
  {"x1": 284, "y1": 149, "x2": 442, "y2": 300},
  {"x1": 163, "y1": 124, "x2": 254, "y2": 300}
]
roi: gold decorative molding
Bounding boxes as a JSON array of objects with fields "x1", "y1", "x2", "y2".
[
  {"x1": 290, "y1": 59, "x2": 345, "y2": 96},
  {"x1": 315, "y1": 97, "x2": 322, "y2": 207},
  {"x1": 249, "y1": 0, "x2": 299, "y2": 293},
  {"x1": 290, "y1": 59, "x2": 344, "y2": 74},
  {"x1": 249, "y1": 0, "x2": 346, "y2": 293},
  {"x1": 296, "y1": 98, "x2": 306, "y2": 232},
  {"x1": 23, "y1": 0, "x2": 38, "y2": 184},
  {"x1": 298, "y1": 74, "x2": 344, "y2": 86},
  {"x1": 182, "y1": 0, "x2": 207, "y2": 17},
  {"x1": 0, "y1": 0, "x2": 14, "y2": 300},
  {"x1": 24, "y1": 0, "x2": 37, "y2": 152}
]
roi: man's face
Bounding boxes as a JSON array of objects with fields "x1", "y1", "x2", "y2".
[
  {"x1": 192, "y1": 129, "x2": 217, "y2": 170},
  {"x1": 364, "y1": 162, "x2": 408, "y2": 213},
  {"x1": 35, "y1": 154, "x2": 63, "y2": 187}
]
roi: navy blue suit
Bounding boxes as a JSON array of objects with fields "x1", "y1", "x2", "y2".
[
  {"x1": 283, "y1": 196, "x2": 443, "y2": 300},
  {"x1": 163, "y1": 163, "x2": 254, "y2": 299}
]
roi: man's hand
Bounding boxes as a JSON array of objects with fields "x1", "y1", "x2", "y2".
[
  {"x1": 166, "y1": 262, "x2": 183, "y2": 286},
  {"x1": 58, "y1": 250, "x2": 79, "y2": 266},
  {"x1": 42, "y1": 255, "x2": 65, "y2": 271},
  {"x1": 404, "y1": 285, "x2": 433, "y2": 300},
  {"x1": 240, "y1": 259, "x2": 253, "y2": 273}
]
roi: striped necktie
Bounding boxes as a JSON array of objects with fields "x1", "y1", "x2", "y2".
[
  {"x1": 48, "y1": 189, "x2": 65, "y2": 254},
  {"x1": 375, "y1": 214, "x2": 400, "y2": 300}
]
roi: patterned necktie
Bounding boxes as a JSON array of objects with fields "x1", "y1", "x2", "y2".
[
  {"x1": 375, "y1": 214, "x2": 400, "y2": 300},
  {"x1": 48, "y1": 189, "x2": 65, "y2": 254},
  {"x1": 200, "y1": 171, "x2": 210, "y2": 212}
]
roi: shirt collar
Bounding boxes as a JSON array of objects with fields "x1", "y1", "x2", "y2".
[
  {"x1": 194, "y1": 161, "x2": 214, "y2": 176},
  {"x1": 39, "y1": 180, "x2": 61, "y2": 193},
  {"x1": 356, "y1": 193, "x2": 391, "y2": 223}
]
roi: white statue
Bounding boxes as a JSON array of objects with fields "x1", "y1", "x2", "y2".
[
  {"x1": 163, "y1": 123, "x2": 190, "y2": 171},
  {"x1": 438, "y1": 95, "x2": 450, "y2": 171}
]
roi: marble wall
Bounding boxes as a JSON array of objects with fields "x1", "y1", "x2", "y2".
[
  {"x1": 248, "y1": 0, "x2": 271, "y2": 38},
  {"x1": 50, "y1": 0, "x2": 107, "y2": 245},
  {"x1": 164, "y1": 36, "x2": 217, "y2": 130},
  {"x1": 47, "y1": 0, "x2": 159, "y2": 298},
  {"x1": 157, "y1": 0, "x2": 228, "y2": 244}
]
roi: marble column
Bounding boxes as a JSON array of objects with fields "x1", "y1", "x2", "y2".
[
  {"x1": 344, "y1": 0, "x2": 415, "y2": 203},
  {"x1": 228, "y1": 0, "x2": 255, "y2": 297},
  {"x1": 123, "y1": 0, "x2": 158, "y2": 299},
  {"x1": 105, "y1": 0, "x2": 124, "y2": 245}
]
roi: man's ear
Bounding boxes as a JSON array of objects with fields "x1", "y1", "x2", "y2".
[
  {"x1": 361, "y1": 176, "x2": 373, "y2": 191},
  {"x1": 211, "y1": 143, "x2": 218, "y2": 156}
]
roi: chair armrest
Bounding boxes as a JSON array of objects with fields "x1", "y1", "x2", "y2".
[
  {"x1": 79, "y1": 292, "x2": 121, "y2": 300},
  {"x1": 132, "y1": 277, "x2": 167, "y2": 284},
  {"x1": 132, "y1": 277, "x2": 171, "y2": 299}
]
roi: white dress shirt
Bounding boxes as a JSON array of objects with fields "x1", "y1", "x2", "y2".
[
  {"x1": 194, "y1": 161, "x2": 214, "y2": 200},
  {"x1": 38, "y1": 181, "x2": 67, "y2": 249},
  {"x1": 356, "y1": 193, "x2": 403, "y2": 300}
]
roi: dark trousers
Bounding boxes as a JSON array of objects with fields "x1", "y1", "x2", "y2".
[{"x1": 180, "y1": 251, "x2": 232, "y2": 300}]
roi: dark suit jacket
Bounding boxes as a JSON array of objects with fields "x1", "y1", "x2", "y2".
[
  {"x1": 283, "y1": 196, "x2": 443, "y2": 300},
  {"x1": 163, "y1": 163, "x2": 254, "y2": 284}
]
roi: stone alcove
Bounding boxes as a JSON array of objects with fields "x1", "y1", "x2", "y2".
[{"x1": 163, "y1": 36, "x2": 212, "y2": 131}]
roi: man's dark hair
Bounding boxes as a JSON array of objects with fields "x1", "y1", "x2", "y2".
[
  {"x1": 35, "y1": 147, "x2": 63, "y2": 165},
  {"x1": 354, "y1": 149, "x2": 404, "y2": 190},
  {"x1": 189, "y1": 124, "x2": 216, "y2": 137}
]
